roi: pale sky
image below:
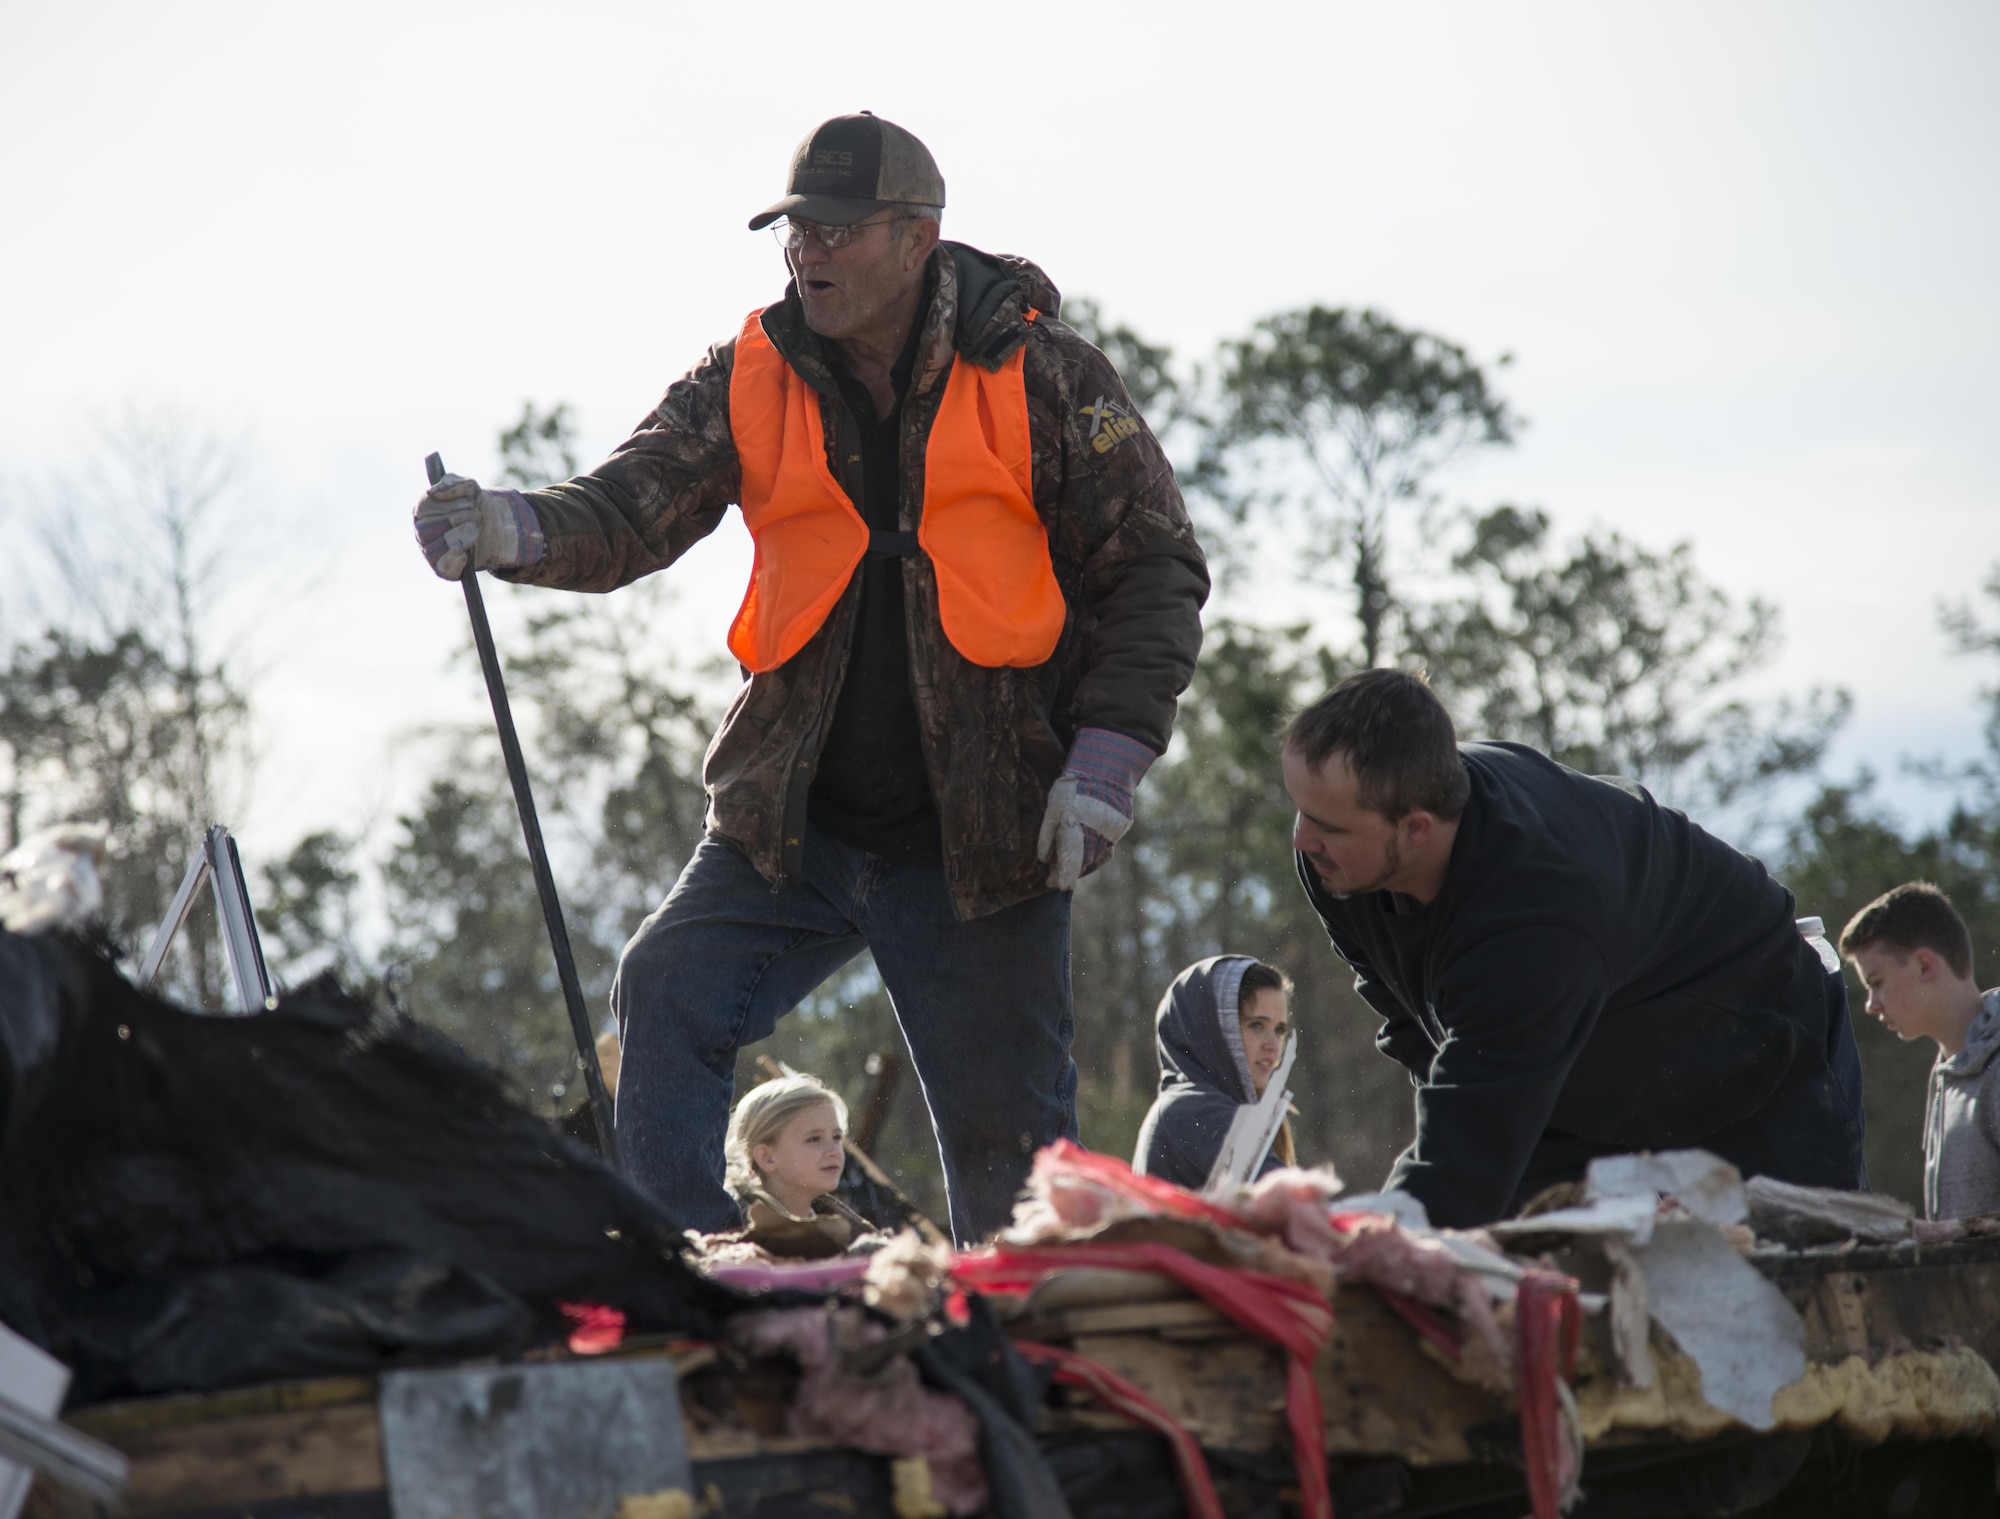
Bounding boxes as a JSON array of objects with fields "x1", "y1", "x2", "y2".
[{"x1": 3, "y1": 1, "x2": 1996, "y2": 871}]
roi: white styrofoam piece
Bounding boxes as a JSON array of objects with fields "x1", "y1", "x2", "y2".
[
  {"x1": 1587, "y1": 1148, "x2": 1748, "y2": 1226},
  {"x1": 0, "y1": 1321, "x2": 72, "y2": 1519}
]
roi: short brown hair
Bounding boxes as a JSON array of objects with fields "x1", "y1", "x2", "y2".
[
  {"x1": 1282, "y1": 669, "x2": 1470, "y2": 822},
  {"x1": 1238, "y1": 960, "x2": 1294, "y2": 1005},
  {"x1": 1839, "y1": 882, "x2": 1973, "y2": 980}
]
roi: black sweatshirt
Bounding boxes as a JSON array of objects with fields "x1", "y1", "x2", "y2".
[
  {"x1": 807, "y1": 305, "x2": 941, "y2": 862},
  {"x1": 1300, "y1": 742, "x2": 1855, "y2": 1227}
]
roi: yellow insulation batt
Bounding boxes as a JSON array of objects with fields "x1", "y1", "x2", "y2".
[{"x1": 1578, "y1": 1344, "x2": 2000, "y2": 1446}]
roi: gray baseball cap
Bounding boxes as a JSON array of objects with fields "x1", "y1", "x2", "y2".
[{"x1": 748, "y1": 112, "x2": 946, "y2": 231}]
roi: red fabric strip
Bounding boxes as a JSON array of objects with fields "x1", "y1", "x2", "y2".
[
  {"x1": 956, "y1": 1241, "x2": 1333, "y2": 1519},
  {"x1": 1515, "y1": 1268, "x2": 1582, "y2": 1519},
  {"x1": 1014, "y1": 1340, "x2": 1226, "y2": 1519}
]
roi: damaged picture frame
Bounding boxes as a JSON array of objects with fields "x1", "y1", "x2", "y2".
[{"x1": 136, "y1": 823, "x2": 275, "y2": 1015}]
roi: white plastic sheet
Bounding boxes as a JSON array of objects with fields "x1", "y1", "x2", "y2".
[{"x1": 1633, "y1": 1217, "x2": 1805, "y2": 1429}]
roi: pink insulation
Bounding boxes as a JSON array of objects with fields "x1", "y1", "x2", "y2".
[{"x1": 730, "y1": 1306, "x2": 988, "y2": 1515}]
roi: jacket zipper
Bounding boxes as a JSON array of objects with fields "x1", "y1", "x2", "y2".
[{"x1": 774, "y1": 399, "x2": 866, "y2": 886}]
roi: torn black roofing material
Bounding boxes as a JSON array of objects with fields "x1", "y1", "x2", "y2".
[{"x1": 0, "y1": 932, "x2": 740, "y2": 1402}]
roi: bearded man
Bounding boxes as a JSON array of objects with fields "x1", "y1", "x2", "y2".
[{"x1": 1283, "y1": 669, "x2": 1865, "y2": 1227}]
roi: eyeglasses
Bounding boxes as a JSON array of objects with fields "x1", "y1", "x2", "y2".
[{"x1": 772, "y1": 213, "x2": 908, "y2": 252}]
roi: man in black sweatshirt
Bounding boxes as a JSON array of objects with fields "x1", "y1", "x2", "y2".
[{"x1": 1284, "y1": 670, "x2": 1865, "y2": 1228}]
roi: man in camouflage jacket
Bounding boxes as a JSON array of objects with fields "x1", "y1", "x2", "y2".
[{"x1": 414, "y1": 113, "x2": 1207, "y2": 1241}]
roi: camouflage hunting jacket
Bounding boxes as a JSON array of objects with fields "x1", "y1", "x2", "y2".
[{"x1": 502, "y1": 241, "x2": 1209, "y2": 919}]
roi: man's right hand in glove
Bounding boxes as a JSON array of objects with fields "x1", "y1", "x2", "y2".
[{"x1": 413, "y1": 474, "x2": 545, "y2": 580}]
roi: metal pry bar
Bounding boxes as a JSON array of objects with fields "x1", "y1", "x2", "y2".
[{"x1": 428, "y1": 452, "x2": 622, "y2": 1172}]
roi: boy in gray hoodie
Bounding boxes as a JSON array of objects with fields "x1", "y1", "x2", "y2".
[{"x1": 1841, "y1": 883, "x2": 2000, "y2": 1220}]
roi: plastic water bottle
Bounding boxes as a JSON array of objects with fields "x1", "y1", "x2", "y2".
[{"x1": 1797, "y1": 916, "x2": 1839, "y2": 974}]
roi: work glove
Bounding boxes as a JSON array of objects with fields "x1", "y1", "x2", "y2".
[
  {"x1": 1036, "y1": 727, "x2": 1158, "y2": 891},
  {"x1": 413, "y1": 474, "x2": 544, "y2": 580}
]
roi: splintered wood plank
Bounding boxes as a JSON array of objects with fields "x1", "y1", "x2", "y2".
[
  {"x1": 1760, "y1": 1238, "x2": 2000, "y2": 1366},
  {"x1": 51, "y1": 1378, "x2": 384, "y2": 1514},
  {"x1": 1025, "y1": 1298, "x2": 1230, "y2": 1339},
  {"x1": 44, "y1": 1352, "x2": 836, "y2": 1517},
  {"x1": 1071, "y1": 1331, "x2": 1290, "y2": 1452},
  {"x1": 86, "y1": 1401, "x2": 385, "y2": 1514},
  {"x1": 1777, "y1": 1255, "x2": 2000, "y2": 1365},
  {"x1": 1317, "y1": 1288, "x2": 1505, "y2": 1465},
  {"x1": 1043, "y1": 1286, "x2": 1508, "y2": 1461},
  {"x1": 66, "y1": 1376, "x2": 378, "y2": 1440}
]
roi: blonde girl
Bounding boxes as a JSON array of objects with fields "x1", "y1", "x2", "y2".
[{"x1": 725, "y1": 1074, "x2": 871, "y2": 1235}]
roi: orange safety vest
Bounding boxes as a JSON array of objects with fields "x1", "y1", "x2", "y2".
[{"x1": 725, "y1": 308, "x2": 1066, "y2": 673}]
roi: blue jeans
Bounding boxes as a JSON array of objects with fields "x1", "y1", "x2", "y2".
[{"x1": 609, "y1": 827, "x2": 1077, "y2": 1243}]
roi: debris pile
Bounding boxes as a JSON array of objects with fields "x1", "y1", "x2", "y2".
[{"x1": 13, "y1": 927, "x2": 2000, "y2": 1517}]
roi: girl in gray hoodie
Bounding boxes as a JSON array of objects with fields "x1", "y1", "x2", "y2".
[{"x1": 1132, "y1": 956, "x2": 1297, "y2": 1190}]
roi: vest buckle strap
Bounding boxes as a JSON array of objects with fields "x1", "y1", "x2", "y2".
[{"x1": 866, "y1": 530, "x2": 921, "y2": 559}]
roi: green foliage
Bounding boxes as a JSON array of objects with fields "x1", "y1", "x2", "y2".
[
  {"x1": 496, "y1": 401, "x2": 581, "y2": 489},
  {"x1": 1939, "y1": 563, "x2": 2000, "y2": 823},
  {"x1": 1406, "y1": 504, "x2": 1849, "y2": 816},
  {"x1": 0, "y1": 629, "x2": 215, "y2": 967},
  {"x1": 356, "y1": 399, "x2": 692, "y2": 1111},
  {"x1": 1206, "y1": 306, "x2": 1517, "y2": 664},
  {"x1": 378, "y1": 771, "x2": 578, "y2": 1104},
  {"x1": 1214, "y1": 308, "x2": 1515, "y2": 457},
  {"x1": 3, "y1": 411, "x2": 261, "y2": 1005},
  {"x1": 496, "y1": 583, "x2": 715, "y2": 938},
  {"x1": 1061, "y1": 298, "x2": 1186, "y2": 426},
  {"x1": 0, "y1": 411, "x2": 257, "y2": 1007},
  {"x1": 255, "y1": 829, "x2": 366, "y2": 990},
  {"x1": 2, "y1": 633, "x2": 174, "y2": 852}
]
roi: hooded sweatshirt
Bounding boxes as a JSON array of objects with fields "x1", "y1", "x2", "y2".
[
  {"x1": 1925, "y1": 989, "x2": 2000, "y2": 1221},
  {"x1": 1133, "y1": 956, "x2": 1288, "y2": 1190}
]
